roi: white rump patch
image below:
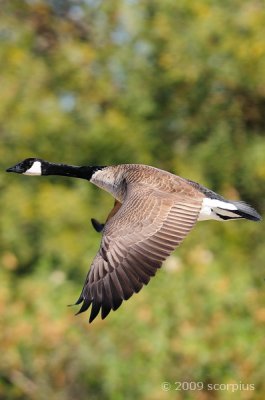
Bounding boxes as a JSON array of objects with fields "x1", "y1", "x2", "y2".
[
  {"x1": 198, "y1": 198, "x2": 238, "y2": 221},
  {"x1": 23, "y1": 161, "x2": 42, "y2": 176}
]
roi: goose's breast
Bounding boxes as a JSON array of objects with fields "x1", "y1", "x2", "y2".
[{"x1": 90, "y1": 167, "x2": 126, "y2": 201}]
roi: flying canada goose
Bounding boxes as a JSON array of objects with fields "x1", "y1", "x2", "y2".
[{"x1": 6, "y1": 158, "x2": 262, "y2": 322}]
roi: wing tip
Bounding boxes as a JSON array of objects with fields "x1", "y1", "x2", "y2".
[{"x1": 75, "y1": 297, "x2": 92, "y2": 316}]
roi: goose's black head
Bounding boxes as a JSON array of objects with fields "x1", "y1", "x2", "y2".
[
  {"x1": 6, "y1": 158, "x2": 105, "y2": 180},
  {"x1": 6, "y1": 158, "x2": 48, "y2": 176}
]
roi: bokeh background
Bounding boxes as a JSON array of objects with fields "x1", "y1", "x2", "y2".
[{"x1": 1, "y1": 1, "x2": 265, "y2": 399}]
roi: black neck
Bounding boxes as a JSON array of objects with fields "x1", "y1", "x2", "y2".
[{"x1": 44, "y1": 163, "x2": 105, "y2": 180}]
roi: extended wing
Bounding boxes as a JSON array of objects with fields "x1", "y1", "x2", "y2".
[{"x1": 75, "y1": 184, "x2": 203, "y2": 322}]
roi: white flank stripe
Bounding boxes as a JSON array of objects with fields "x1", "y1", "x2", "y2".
[
  {"x1": 198, "y1": 197, "x2": 238, "y2": 221},
  {"x1": 202, "y1": 198, "x2": 237, "y2": 211}
]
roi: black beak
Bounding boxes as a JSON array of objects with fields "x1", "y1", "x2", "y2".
[{"x1": 6, "y1": 163, "x2": 23, "y2": 174}]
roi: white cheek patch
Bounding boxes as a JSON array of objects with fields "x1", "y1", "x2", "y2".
[{"x1": 23, "y1": 161, "x2": 42, "y2": 176}]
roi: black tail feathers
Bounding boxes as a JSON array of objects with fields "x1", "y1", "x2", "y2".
[{"x1": 230, "y1": 201, "x2": 262, "y2": 222}]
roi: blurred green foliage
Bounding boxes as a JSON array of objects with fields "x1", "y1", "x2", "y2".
[{"x1": 1, "y1": 0, "x2": 265, "y2": 399}]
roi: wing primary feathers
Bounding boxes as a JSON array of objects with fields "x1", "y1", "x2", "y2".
[
  {"x1": 115, "y1": 268, "x2": 134, "y2": 300},
  {"x1": 129, "y1": 263, "x2": 152, "y2": 285},
  {"x1": 71, "y1": 293, "x2": 84, "y2": 306},
  {"x1": 108, "y1": 273, "x2": 124, "y2": 310},
  {"x1": 75, "y1": 297, "x2": 92, "y2": 315},
  {"x1": 129, "y1": 251, "x2": 160, "y2": 275},
  {"x1": 111, "y1": 270, "x2": 126, "y2": 300},
  {"x1": 89, "y1": 304, "x2": 101, "y2": 323},
  {"x1": 126, "y1": 254, "x2": 154, "y2": 284},
  {"x1": 101, "y1": 283, "x2": 112, "y2": 320},
  {"x1": 89, "y1": 284, "x2": 102, "y2": 323},
  {"x1": 122, "y1": 262, "x2": 143, "y2": 293},
  {"x1": 103, "y1": 277, "x2": 114, "y2": 309}
]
